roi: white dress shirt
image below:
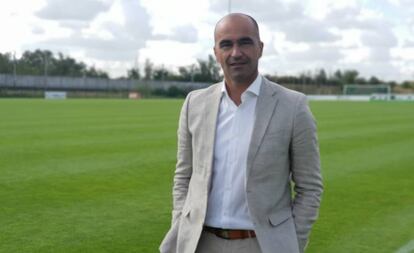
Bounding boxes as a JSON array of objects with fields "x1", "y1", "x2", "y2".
[{"x1": 204, "y1": 75, "x2": 262, "y2": 230}]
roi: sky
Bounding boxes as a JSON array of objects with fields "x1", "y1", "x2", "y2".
[{"x1": 1, "y1": 0, "x2": 414, "y2": 82}]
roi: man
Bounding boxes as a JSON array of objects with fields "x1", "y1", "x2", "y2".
[{"x1": 160, "y1": 13, "x2": 323, "y2": 253}]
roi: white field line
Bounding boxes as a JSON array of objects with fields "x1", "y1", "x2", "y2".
[{"x1": 395, "y1": 240, "x2": 414, "y2": 253}]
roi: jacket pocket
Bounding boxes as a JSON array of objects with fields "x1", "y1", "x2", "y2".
[{"x1": 268, "y1": 208, "x2": 292, "y2": 227}]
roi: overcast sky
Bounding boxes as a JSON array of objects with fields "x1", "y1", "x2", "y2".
[{"x1": 1, "y1": 0, "x2": 414, "y2": 81}]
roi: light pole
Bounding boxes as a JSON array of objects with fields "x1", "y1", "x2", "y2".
[
  {"x1": 44, "y1": 54, "x2": 48, "y2": 80},
  {"x1": 190, "y1": 64, "x2": 195, "y2": 82},
  {"x1": 39, "y1": 54, "x2": 48, "y2": 91},
  {"x1": 12, "y1": 51, "x2": 17, "y2": 87},
  {"x1": 228, "y1": 0, "x2": 232, "y2": 13},
  {"x1": 44, "y1": 54, "x2": 48, "y2": 91}
]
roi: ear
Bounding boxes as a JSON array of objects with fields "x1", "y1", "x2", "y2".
[
  {"x1": 213, "y1": 46, "x2": 218, "y2": 60},
  {"x1": 259, "y1": 41, "x2": 264, "y2": 58}
]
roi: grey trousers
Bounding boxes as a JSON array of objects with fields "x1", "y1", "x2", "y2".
[{"x1": 195, "y1": 230, "x2": 262, "y2": 253}]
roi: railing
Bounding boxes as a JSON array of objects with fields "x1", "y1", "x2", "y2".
[{"x1": 0, "y1": 74, "x2": 211, "y2": 91}]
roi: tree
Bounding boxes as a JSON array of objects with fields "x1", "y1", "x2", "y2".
[
  {"x1": 207, "y1": 54, "x2": 221, "y2": 82},
  {"x1": 52, "y1": 52, "x2": 85, "y2": 76},
  {"x1": 342, "y1": 70, "x2": 359, "y2": 84},
  {"x1": 153, "y1": 65, "x2": 170, "y2": 81},
  {"x1": 315, "y1": 69, "x2": 327, "y2": 85},
  {"x1": 86, "y1": 67, "x2": 109, "y2": 78},
  {"x1": 402, "y1": 81, "x2": 414, "y2": 89},
  {"x1": 127, "y1": 67, "x2": 140, "y2": 80},
  {"x1": 0, "y1": 49, "x2": 109, "y2": 78},
  {"x1": 178, "y1": 66, "x2": 192, "y2": 81},
  {"x1": 193, "y1": 55, "x2": 221, "y2": 82},
  {"x1": 18, "y1": 49, "x2": 53, "y2": 76},
  {"x1": 299, "y1": 72, "x2": 312, "y2": 85},
  {"x1": 0, "y1": 52, "x2": 13, "y2": 73},
  {"x1": 368, "y1": 76, "x2": 381, "y2": 84},
  {"x1": 144, "y1": 59, "x2": 153, "y2": 80},
  {"x1": 333, "y1": 70, "x2": 342, "y2": 81}
]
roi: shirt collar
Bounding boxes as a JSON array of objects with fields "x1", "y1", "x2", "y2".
[{"x1": 221, "y1": 74, "x2": 262, "y2": 97}]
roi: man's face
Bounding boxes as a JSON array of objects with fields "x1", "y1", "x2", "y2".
[{"x1": 214, "y1": 16, "x2": 263, "y2": 85}]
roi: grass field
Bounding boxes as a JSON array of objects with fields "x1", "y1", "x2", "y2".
[{"x1": 1, "y1": 99, "x2": 413, "y2": 253}]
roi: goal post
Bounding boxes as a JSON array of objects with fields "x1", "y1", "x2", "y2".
[{"x1": 342, "y1": 84, "x2": 391, "y2": 96}]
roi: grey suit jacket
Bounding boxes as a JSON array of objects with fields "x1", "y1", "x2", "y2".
[{"x1": 160, "y1": 78, "x2": 323, "y2": 253}]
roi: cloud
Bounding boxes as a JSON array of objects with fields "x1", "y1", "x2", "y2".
[
  {"x1": 210, "y1": 0, "x2": 305, "y2": 22},
  {"x1": 59, "y1": 20, "x2": 90, "y2": 30},
  {"x1": 152, "y1": 25, "x2": 198, "y2": 43},
  {"x1": 171, "y1": 25, "x2": 198, "y2": 43},
  {"x1": 279, "y1": 19, "x2": 340, "y2": 43},
  {"x1": 36, "y1": 0, "x2": 113, "y2": 21},
  {"x1": 210, "y1": 0, "x2": 338, "y2": 44},
  {"x1": 14, "y1": 0, "x2": 411, "y2": 81},
  {"x1": 350, "y1": 61, "x2": 402, "y2": 81},
  {"x1": 359, "y1": 28, "x2": 397, "y2": 62},
  {"x1": 32, "y1": 26, "x2": 44, "y2": 35},
  {"x1": 206, "y1": 0, "x2": 413, "y2": 81},
  {"x1": 404, "y1": 40, "x2": 414, "y2": 47},
  {"x1": 30, "y1": 0, "x2": 151, "y2": 62},
  {"x1": 33, "y1": 33, "x2": 141, "y2": 61},
  {"x1": 285, "y1": 45, "x2": 343, "y2": 63},
  {"x1": 325, "y1": 6, "x2": 384, "y2": 30},
  {"x1": 360, "y1": 29, "x2": 398, "y2": 48}
]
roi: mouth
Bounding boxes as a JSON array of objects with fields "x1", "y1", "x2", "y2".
[{"x1": 229, "y1": 62, "x2": 247, "y2": 67}]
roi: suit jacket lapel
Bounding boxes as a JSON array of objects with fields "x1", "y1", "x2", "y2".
[
  {"x1": 247, "y1": 78, "x2": 279, "y2": 174},
  {"x1": 201, "y1": 83, "x2": 222, "y2": 180}
]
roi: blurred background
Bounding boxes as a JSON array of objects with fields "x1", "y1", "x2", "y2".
[{"x1": 1, "y1": 1, "x2": 413, "y2": 253}]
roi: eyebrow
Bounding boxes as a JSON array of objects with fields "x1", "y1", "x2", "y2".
[
  {"x1": 238, "y1": 37, "x2": 254, "y2": 43},
  {"x1": 218, "y1": 40, "x2": 232, "y2": 47},
  {"x1": 218, "y1": 37, "x2": 255, "y2": 47}
]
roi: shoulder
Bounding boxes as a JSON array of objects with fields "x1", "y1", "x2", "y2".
[
  {"x1": 187, "y1": 82, "x2": 221, "y2": 99},
  {"x1": 179, "y1": 82, "x2": 221, "y2": 114},
  {"x1": 185, "y1": 82, "x2": 222, "y2": 104}
]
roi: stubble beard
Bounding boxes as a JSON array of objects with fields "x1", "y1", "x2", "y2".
[{"x1": 228, "y1": 65, "x2": 258, "y2": 86}]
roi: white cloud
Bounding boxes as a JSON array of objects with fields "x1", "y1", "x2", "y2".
[
  {"x1": 285, "y1": 45, "x2": 343, "y2": 63},
  {"x1": 139, "y1": 40, "x2": 203, "y2": 69},
  {"x1": 360, "y1": 29, "x2": 398, "y2": 48},
  {"x1": 278, "y1": 19, "x2": 340, "y2": 43},
  {"x1": 404, "y1": 40, "x2": 414, "y2": 47},
  {"x1": 0, "y1": 0, "x2": 413, "y2": 81},
  {"x1": 342, "y1": 47, "x2": 370, "y2": 63},
  {"x1": 30, "y1": 0, "x2": 151, "y2": 63},
  {"x1": 32, "y1": 26, "x2": 45, "y2": 35},
  {"x1": 211, "y1": 0, "x2": 306, "y2": 23},
  {"x1": 152, "y1": 25, "x2": 198, "y2": 43},
  {"x1": 36, "y1": 0, "x2": 113, "y2": 21}
]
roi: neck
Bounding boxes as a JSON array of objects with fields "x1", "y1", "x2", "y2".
[{"x1": 225, "y1": 73, "x2": 258, "y2": 106}]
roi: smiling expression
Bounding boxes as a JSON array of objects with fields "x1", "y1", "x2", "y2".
[{"x1": 214, "y1": 14, "x2": 264, "y2": 87}]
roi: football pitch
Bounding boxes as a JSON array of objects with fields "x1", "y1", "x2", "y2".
[{"x1": 1, "y1": 99, "x2": 413, "y2": 253}]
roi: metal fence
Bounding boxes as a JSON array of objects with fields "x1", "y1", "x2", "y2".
[
  {"x1": 0, "y1": 74, "x2": 210, "y2": 92},
  {"x1": 0, "y1": 73, "x2": 343, "y2": 97}
]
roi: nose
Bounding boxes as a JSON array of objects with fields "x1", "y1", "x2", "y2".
[{"x1": 231, "y1": 45, "x2": 242, "y2": 57}]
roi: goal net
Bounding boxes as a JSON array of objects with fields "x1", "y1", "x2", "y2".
[{"x1": 343, "y1": 84, "x2": 391, "y2": 96}]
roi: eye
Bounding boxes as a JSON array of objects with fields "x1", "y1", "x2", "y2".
[
  {"x1": 219, "y1": 41, "x2": 232, "y2": 49},
  {"x1": 238, "y1": 38, "x2": 254, "y2": 46}
]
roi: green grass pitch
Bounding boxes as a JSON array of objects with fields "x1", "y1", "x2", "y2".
[{"x1": 1, "y1": 99, "x2": 413, "y2": 253}]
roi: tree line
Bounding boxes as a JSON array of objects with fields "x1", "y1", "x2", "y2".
[
  {"x1": 0, "y1": 50, "x2": 109, "y2": 78},
  {"x1": 1, "y1": 49, "x2": 413, "y2": 89}
]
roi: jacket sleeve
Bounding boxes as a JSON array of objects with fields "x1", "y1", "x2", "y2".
[
  {"x1": 171, "y1": 92, "x2": 193, "y2": 225},
  {"x1": 290, "y1": 94, "x2": 323, "y2": 252}
]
